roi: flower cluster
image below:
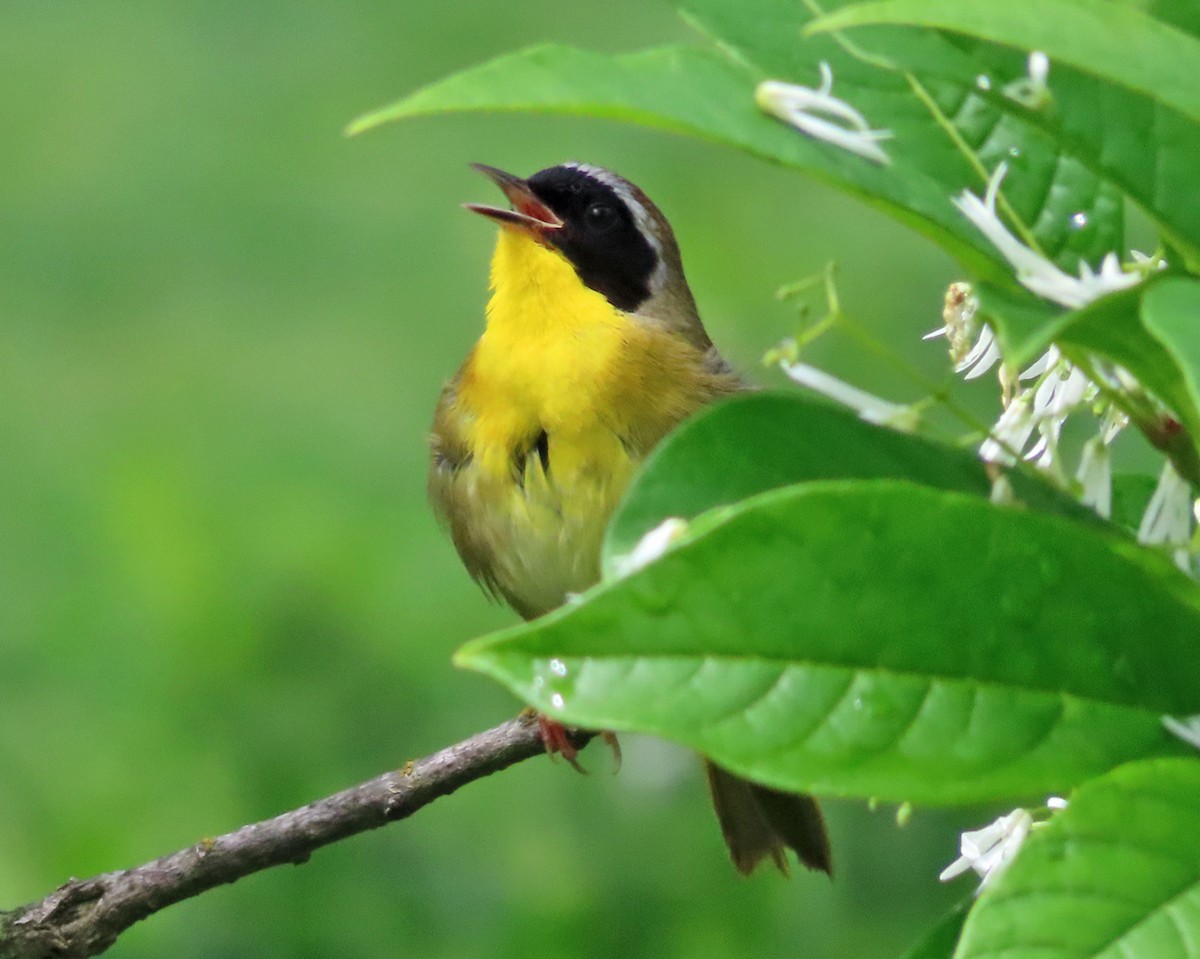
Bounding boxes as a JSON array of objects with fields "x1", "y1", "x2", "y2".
[
  {"x1": 930, "y1": 293, "x2": 1194, "y2": 573},
  {"x1": 925, "y1": 156, "x2": 1195, "y2": 568}
]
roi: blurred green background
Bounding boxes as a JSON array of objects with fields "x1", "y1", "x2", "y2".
[{"x1": 2, "y1": 2, "x2": 987, "y2": 956}]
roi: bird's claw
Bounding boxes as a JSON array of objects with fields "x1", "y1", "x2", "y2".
[
  {"x1": 530, "y1": 712, "x2": 621, "y2": 775},
  {"x1": 601, "y1": 730, "x2": 622, "y2": 774},
  {"x1": 537, "y1": 714, "x2": 587, "y2": 773}
]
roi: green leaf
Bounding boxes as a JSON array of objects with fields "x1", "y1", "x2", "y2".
[
  {"x1": 681, "y1": 0, "x2": 1125, "y2": 272},
  {"x1": 695, "y1": 0, "x2": 1200, "y2": 268},
  {"x1": 1057, "y1": 283, "x2": 1200, "y2": 454},
  {"x1": 603, "y1": 392, "x2": 1097, "y2": 573},
  {"x1": 458, "y1": 481, "x2": 1200, "y2": 804},
  {"x1": 964, "y1": 48, "x2": 1200, "y2": 265},
  {"x1": 957, "y1": 758, "x2": 1200, "y2": 959},
  {"x1": 809, "y1": 0, "x2": 1200, "y2": 127},
  {"x1": 1143, "y1": 278, "x2": 1200, "y2": 432}
]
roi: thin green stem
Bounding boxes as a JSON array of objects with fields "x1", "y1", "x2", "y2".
[
  {"x1": 798, "y1": 0, "x2": 896, "y2": 71},
  {"x1": 904, "y1": 75, "x2": 1045, "y2": 255}
]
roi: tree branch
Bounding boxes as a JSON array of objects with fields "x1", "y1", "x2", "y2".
[{"x1": 0, "y1": 714, "x2": 591, "y2": 959}]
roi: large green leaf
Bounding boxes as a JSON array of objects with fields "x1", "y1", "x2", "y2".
[
  {"x1": 957, "y1": 758, "x2": 1200, "y2": 959},
  {"x1": 603, "y1": 392, "x2": 1098, "y2": 573},
  {"x1": 458, "y1": 481, "x2": 1200, "y2": 804},
  {"x1": 682, "y1": 0, "x2": 1124, "y2": 272},
  {"x1": 810, "y1": 0, "x2": 1200, "y2": 127}
]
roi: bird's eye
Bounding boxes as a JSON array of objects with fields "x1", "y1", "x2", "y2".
[{"x1": 584, "y1": 202, "x2": 618, "y2": 233}]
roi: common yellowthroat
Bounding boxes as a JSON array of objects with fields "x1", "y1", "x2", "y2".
[{"x1": 429, "y1": 162, "x2": 831, "y2": 876}]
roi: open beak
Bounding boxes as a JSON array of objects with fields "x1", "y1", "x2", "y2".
[{"x1": 464, "y1": 163, "x2": 563, "y2": 235}]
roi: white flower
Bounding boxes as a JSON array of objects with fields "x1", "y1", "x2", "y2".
[
  {"x1": 1025, "y1": 362, "x2": 1093, "y2": 468},
  {"x1": 1003, "y1": 50, "x2": 1051, "y2": 109},
  {"x1": 958, "y1": 324, "x2": 1003, "y2": 381},
  {"x1": 783, "y1": 361, "x2": 918, "y2": 430},
  {"x1": 1019, "y1": 345, "x2": 1057, "y2": 382},
  {"x1": 980, "y1": 391, "x2": 1036, "y2": 464},
  {"x1": 1075, "y1": 436, "x2": 1113, "y2": 518},
  {"x1": 1163, "y1": 714, "x2": 1200, "y2": 750},
  {"x1": 1033, "y1": 362, "x2": 1091, "y2": 420},
  {"x1": 1138, "y1": 461, "x2": 1195, "y2": 571},
  {"x1": 1071, "y1": 406, "x2": 1126, "y2": 519},
  {"x1": 756, "y1": 63, "x2": 893, "y2": 165},
  {"x1": 1100, "y1": 405, "x2": 1129, "y2": 444},
  {"x1": 939, "y1": 808, "x2": 1033, "y2": 890},
  {"x1": 953, "y1": 163, "x2": 1143, "y2": 309},
  {"x1": 927, "y1": 290, "x2": 1119, "y2": 478},
  {"x1": 613, "y1": 517, "x2": 689, "y2": 577},
  {"x1": 1138, "y1": 461, "x2": 1193, "y2": 545}
]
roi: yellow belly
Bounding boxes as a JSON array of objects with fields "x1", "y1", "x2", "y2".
[{"x1": 433, "y1": 429, "x2": 635, "y2": 619}]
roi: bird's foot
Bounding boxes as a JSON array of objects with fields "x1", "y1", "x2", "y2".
[
  {"x1": 520, "y1": 708, "x2": 621, "y2": 774},
  {"x1": 537, "y1": 712, "x2": 587, "y2": 773}
]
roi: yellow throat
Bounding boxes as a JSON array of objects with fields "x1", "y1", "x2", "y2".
[
  {"x1": 458, "y1": 227, "x2": 719, "y2": 481},
  {"x1": 460, "y1": 228, "x2": 635, "y2": 474}
]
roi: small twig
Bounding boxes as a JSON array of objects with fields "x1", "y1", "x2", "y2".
[{"x1": 0, "y1": 715, "x2": 590, "y2": 959}]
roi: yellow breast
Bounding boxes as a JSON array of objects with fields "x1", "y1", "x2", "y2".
[
  {"x1": 431, "y1": 228, "x2": 737, "y2": 618},
  {"x1": 461, "y1": 228, "x2": 639, "y2": 479}
]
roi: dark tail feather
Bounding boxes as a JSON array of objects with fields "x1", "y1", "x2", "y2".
[{"x1": 704, "y1": 761, "x2": 832, "y2": 877}]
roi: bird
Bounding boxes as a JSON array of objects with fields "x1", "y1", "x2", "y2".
[{"x1": 427, "y1": 161, "x2": 832, "y2": 876}]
